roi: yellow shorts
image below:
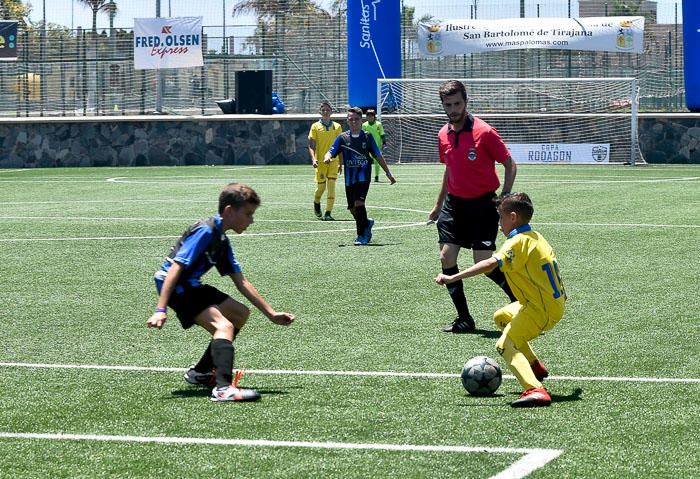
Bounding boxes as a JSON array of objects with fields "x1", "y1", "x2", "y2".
[
  {"x1": 315, "y1": 160, "x2": 339, "y2": 183},
  {"x1": 493, "y1": 301, "x2": 564, "y2": 350}
]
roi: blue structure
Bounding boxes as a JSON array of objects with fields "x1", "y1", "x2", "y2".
[
  {"x1": 347, "y1": 0, "x2": 401, "y2": 109},
  {"x1": 683, "y1": 0, "x2": 700, "y2": 112}
]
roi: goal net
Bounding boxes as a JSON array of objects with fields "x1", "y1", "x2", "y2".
[{"x1": 377, "y1": 78, "x2": 643, "y2": 165}]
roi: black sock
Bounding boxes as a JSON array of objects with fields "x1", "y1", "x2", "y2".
[
  {"x1": 211, "y1": 338, "x2": 234, "y2": 387},
  {"x1": 443, "y1": 265, "x2": 470, "y2": 319},
  {"x1": 193, "y1": 342, "x2": 214, "y2": 373},
  {"x1": 486, "y1": 268, "x2": 517, "y2": 302},
  {"x1": 355, "y1": 205, "x2": 368, "y2": 236}
]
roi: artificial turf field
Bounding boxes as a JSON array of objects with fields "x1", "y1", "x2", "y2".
[{"x1": 0, "y1": 164, "x2": 698, "y2": 478}]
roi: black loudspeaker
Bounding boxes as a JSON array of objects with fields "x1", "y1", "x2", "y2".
[
  {"x1": 216, "y1": 99, "x2": 237, "y2": 114},
  {"x1": 235, "y1": 70, "x2": 272, "y2": 114}
]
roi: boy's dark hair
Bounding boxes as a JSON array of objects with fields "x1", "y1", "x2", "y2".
[
  {"x1": 347, "y1": 106, "x2": 363, "y2": 117},
  {"x1": 439, "y1": 80, "x2": 468, "y2": 103},
  {"x1": 497, "y1": 192, "x2": 534, "y2": 223},
  {"x1": 319, "y1": 100, "x2": 333, "y2": 111},
  {"x1": 218, "y1": 183, "x2": 260, "y2": 214}
]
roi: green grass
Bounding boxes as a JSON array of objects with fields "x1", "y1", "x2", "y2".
[{"x1": 0, "y1": 164, "x2": 698, "y2": 478}]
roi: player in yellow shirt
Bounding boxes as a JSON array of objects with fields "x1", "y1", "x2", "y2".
[
  {"x1": 435, "y1": 192, "x2": 566, "y2": 408},
  {"x1": 361, "y1": 109, "x2": 386, "y2": 183},
  {"x1": 308, "y1": 101, "x2": 342, "y2": 221}
]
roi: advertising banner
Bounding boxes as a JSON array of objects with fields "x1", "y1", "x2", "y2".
[
  {"x1": 0, "y1": 21, "x2": 18, "y2": 61},
  {"x1": 418, "y1": 16, "x2": 644, "y2": 56},
  {"x1": 507, "y1": 143, "x2": 610, "y2": 164},
  {"x1": 683, "y1": 0, "x2": 700, "y2": 111},
  {"x1": 347, "y1": 0, "x2": 401, "y2": 108},
  {"x1": 134, "y1": 17, "x2": 203, "y2": 70}
]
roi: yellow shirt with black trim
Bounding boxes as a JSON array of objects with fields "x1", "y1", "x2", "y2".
[
  {"x1": 493, "y1": 224, "x2": 566, "y2": 319},
  {"x1": 309, "y1": 119, "x2": 342, "y2": 161}
]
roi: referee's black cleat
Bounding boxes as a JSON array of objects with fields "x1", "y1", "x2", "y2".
[
  {"x1": 314, "y1": 202, "x2": 322, "y2": 218},
  {"x1": 442, "y1": 316, "x2": 476, "y2": 333}
]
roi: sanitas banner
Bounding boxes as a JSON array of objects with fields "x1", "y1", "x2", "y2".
[
  {"x1": 507, "y1": 144, "x2": 610, "y2": 164},
  {"x1": 134, "y1": 17, "x2": 203, "y2": 70},
  {"x1": 418, "y1": 16, "x2": 644, "y2": 56},
  {"x1": 0, "y1": 21, "x2": 18, "y2": 61}
]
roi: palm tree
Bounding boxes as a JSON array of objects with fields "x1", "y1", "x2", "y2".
[
  {"x1": 0, "y1": 0, "x2": 30, "y2": 26},
  {"x1": 76, "y1": 0, "x2": 117, "y2": 34}
]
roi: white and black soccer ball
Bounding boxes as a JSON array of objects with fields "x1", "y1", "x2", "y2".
[{"x1": 461, "y1": 356, "x2": 502, "y2": 396}]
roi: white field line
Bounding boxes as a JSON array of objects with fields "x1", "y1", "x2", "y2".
[
  {"x1": 0, "y1": 176, "x2": 697, "y2": 186},
  {"x1": 0, "y1": 432, "x2": 563, "y2": 479},
  {"x1": 0, "y1": 222, "x2": 428, "y2": 242},
  {"x1": 1, "y1": 362, "x2": 698, "y2": 384},
  {"x1": 0, "y1": 219, "x2": 696, "y2": 243}
]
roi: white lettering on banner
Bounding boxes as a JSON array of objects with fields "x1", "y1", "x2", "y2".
[
  {"x1": 360, "y1": 2, "x2": 371, "y2": 48},
  {"x1": 371, "y1": 0, "x2": 381, "y2": 21},
  {"x1": 507, "y1": 144, "x2": 610, "y2": 164},
  {"x1": 418, "y1": 16, "x2": 644, "y2": 55},
  {"x1": 134, "y1": 17, "x2": 203, "y2": 70}
]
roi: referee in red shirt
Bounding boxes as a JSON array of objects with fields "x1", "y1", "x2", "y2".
[{"x1": 428, "y1": 80, "x2": 517, "y2": 333}]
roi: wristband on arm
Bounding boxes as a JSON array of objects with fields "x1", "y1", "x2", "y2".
[{"x1": 155, "y1": 307, "x2": 167, "y2": 313}]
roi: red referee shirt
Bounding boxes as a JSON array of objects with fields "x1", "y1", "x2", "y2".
[{"x1": 438, "y1": 114, "x2": 510, "y2": 199}]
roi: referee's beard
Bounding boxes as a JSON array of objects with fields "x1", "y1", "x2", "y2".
[{"x1": 448, "y1": 110, "x2": 467, "y2": 125}]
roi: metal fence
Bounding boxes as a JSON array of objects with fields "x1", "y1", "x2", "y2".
[{"x1": 0, "y1": 0, "x2": 686, "y2": 116}]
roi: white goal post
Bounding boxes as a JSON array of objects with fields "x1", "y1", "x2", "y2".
[{"x1": 377, "y1": 78, "x2": 642, "y2": 165}]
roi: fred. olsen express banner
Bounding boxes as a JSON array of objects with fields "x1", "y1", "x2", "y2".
[
  {"x1": 134, "y1": 17, "x2": 203, "y2": 70},
  {"x1": 418, "y1": 16, "x2": 644, "y2": 55}
]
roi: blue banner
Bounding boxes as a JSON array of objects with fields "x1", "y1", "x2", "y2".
[
  {"x1": 347, "y1": 0, "x2": 401, "y2": 109},
  {"x1": 0, "y1": 21, "x2": 18, "y2": 61},
  {"x1": 683, "y1": 0, "x2": 700, "y2": 111}
]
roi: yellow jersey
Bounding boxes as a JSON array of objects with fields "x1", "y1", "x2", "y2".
[
  {"x1": 493, "y1": 224, "x2": 566, "y2": 319},
  {"x1": 309, "y1": 119, "x2": 342, "y2": 161}
]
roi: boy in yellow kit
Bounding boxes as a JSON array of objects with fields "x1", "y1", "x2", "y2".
[
  {"x1": 308, "y1": 101, "x2": 342, "y2": 220},
  {"x1": 435, "y1": 193, "x2": 566, "y2": 408}
]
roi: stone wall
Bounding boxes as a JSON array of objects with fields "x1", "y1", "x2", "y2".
[
  {"x1": 1, "y1": 113, "x2": 699, "y2": 168},
  {"x1": 638, "y1": 114, "x2": 700, "y2": 164},
  {"x1": 0, "y1": 115, "x2": 319, "y2": 169}
]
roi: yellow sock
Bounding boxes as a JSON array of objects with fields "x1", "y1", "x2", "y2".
[
  {"x1": 496, "y1": 334, "x2": 542, "y2": 390},
  {"x1": 326, "y1": 178, "x2": 336, "y2": 212},
  {"x1": 314, "y1": 182, "x2": 326, "y2": 204}
]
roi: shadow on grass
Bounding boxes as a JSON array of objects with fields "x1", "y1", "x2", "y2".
[
  {"x1": 471, "y1": 328, "x2": 502, "y2": 339},
  {"x1": 551, "y1": 387, "x2": 583, "y2": 404},
  {"x1": 505, "y1": 387, "x2": 583, "y2": 405},
  {"x1": 337, "y1": 242, "x2": 400, "y2": 247},
  {"x1": 169, "y1": 386, "x2": 301, "y2": 399}
]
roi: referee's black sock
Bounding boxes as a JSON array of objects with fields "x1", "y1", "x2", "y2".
[
  {"x1": 354, "y1": 205, "x2": 369, "y2": 236},
  {"x1": 486, "y1": 269, "x2": 517, "y2": 302},
  {"x1": 193, "y1": 341, "x2": 214, "y2": 373},
  {"x1": 443, "y1": 265, "x2": 471, "y2": 320},
  {"x1": 211, "y1": 338, "x2": 234, "y2": 387}
]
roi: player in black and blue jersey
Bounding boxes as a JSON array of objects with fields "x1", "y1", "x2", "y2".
[
  {"x1": 324, "y1": 107, "x2": 396, "y2": 245},
  {"x1": 147, "y1": 183, "x2": 295, "y2": 402}
]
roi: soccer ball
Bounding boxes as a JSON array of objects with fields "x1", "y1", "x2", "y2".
[{"x1": 461, "y1": 356, "x2": 502, "y2": 396}]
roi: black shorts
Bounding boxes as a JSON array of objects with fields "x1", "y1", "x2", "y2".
[
  {"x1": 345, "y1": 182, "x2": 371, "y2": 209},
  {"x1": 437, "y1": 192, "x2": 499, "y2": 250},
  {"x1": 167, "y1": 284, "x2": 229, "y2": 329}
]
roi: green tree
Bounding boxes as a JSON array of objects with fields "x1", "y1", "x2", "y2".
[
  {"x1": 76, "y1": 0, "x2": 118, "y2": 33},
  {"x1": 609, "y1": 1, "x2": 647, "y2": 15},
  {"x1": 0, "y1": 0, "x2": 31, "y2": 28},
  {"x1": 233, "y1": 0, "x2": 329, "y2": 55}
]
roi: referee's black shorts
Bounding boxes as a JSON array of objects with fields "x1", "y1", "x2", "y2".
[{"x1": 437, "y1": 192, "x2": 499, "y2": 250}]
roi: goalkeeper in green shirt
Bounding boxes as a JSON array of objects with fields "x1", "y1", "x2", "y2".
[{"x1": 362, "y1": 109, "x2": 386, "y2": 183}]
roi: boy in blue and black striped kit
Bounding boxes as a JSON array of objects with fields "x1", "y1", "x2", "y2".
[{"x1": 324, "y1": 107, "x2": 396, "y2": 245}]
